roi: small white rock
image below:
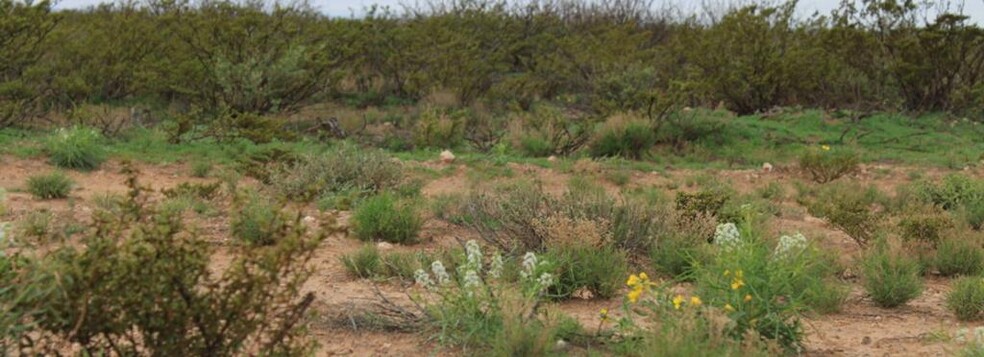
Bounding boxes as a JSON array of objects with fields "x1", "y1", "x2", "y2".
[
  {"x1": 762, "y1": 162, "x2": 773, "y2": 172},
  {"x1": 377, "y1": 242, "x2": 394, "y2": 250},
  {"x1": 547, "y1": 155, "x2": 557, "y2": 162},
  {"x1": 302, "y1": 216, "x2": 317, "y2": 227},
  {"x1": 554, "y1": 339, "x2": 569, "y2": 351},
  {"x1": 439, "y1": 150, "x2": 455, "y2": 164}
]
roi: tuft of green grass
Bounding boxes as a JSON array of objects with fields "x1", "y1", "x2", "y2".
[
  {"x1": 934, "y1": 236, "x2": 984, "y2": 277},
  {"x1": 231, "y1": 192, "x2": 286, "y2": 246},
  {"x1": 341, "y1": 244, "x2": 383, "y2": 279},
  {"x1": 190, "y1": 160, "x2": 212, "y2": 178},
  {"x1": 27, "y1": 172, "x2": 74, "y2": 199},
  {"x1": 45, "y1": 126, "x2": 106, "y2": 171},
  {"x1": 947, "y1": 276, "x2": 984, "y2": 321},
  {"x1": 861, "y1": 245, "x2": 924, "y2": 308},
  {"x1": 352, "y1": 193, "x2": 422, "y2": 244}
]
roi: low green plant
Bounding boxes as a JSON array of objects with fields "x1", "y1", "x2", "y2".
[
  {"x1": 45, "y1": 126, "x2": 106, "y2": 171},
  {"x1": 27, "y1": 172, "x2": 74, "y2": 199},
  {"x1": 161, "y1": 182, "x2": 222, "y2": 201},
  {"x1": 913, "y1": 174, "x2": 984, "y2": 210},
  {"x1": 270, "y1": 143, "x2": 402, "y2": 202},
  {"x1": 934, "y1": 235, "x2": 984, "y2": 277},
  {"x1": 799, "y1": 146, "x2": 858, "y2": 184},
  {"x1": 544, "y1": 244, "x2": 627, "y2": 299},
  {"x1": 964, "y1": 200, "x2": 984, "y2": 231},
  {"x1": 352, "y1": 193, "x2": 422, "y2": 244},
  {"x1": 190, "y1": 160, "x2": 212, "y2": 178},
  {"x1": 947, "y1": 276, "x2": 984, "y2": 321},
  {"x1": 0, "y1": 188, "x2": 7, "y2": 216},
  {"x1": 380, "y1": 250, "x2": 428, "y2": 281},
  {"x1": 2, "y1": 170, "x2": 322, "y2": 355},
  {"x1": 19, "y1": 210, "x2": 52, "y2": 241},
  {"x1": 650, "y1": 231, "x2": 708, "y2": 280},
  {"x1": 231, "y1": 192, "x2": 287, "y2": 246},
  {"x1": 676, "y1": 189, "x2": 730, "y2": 220},
  {"x1": 861, "y1": 243, "x2": 924, "y2": 308},
  {"x1": 801, "y1": 182, "x2": 883, "y2": 247},
  {"x1": 897, "y1": 208, "x2": 954, "y2": 246},
  {"x1": 341, "y1": 244, "x2": 383, "y2": 279},
  {"x1": 589, "y1": 115, "x2": 655, "y2": 159}
]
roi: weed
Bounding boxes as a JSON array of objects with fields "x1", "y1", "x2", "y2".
[
  {"x1": 190, "y1": 160, "x2": 212, "y2": 177},
  {"x1": 590, "y1": 115, "x2": 655, "y2": 159},
  {"x1": 161, "y1": 182, "x2": 222, "y2": 201},
  {"x1": 270, "y1": 143, "x2": 402, "y2": 202},
  {"x1": 27, "y1": 172, "x2": 74, "y2": 200},
  {"x1": 19, "y1": 210, "x2": 53, "y2": 241},
  {"x1": 341, "y1": 244, "x2": 383, "y2": 279},
  {"x1": 897, "y1": 207, "x2": 954, "y2": 246},
  {"x1": 861, "y1": 243, "x2": 924, "y2": 308},
  {"x1": 544, "y1": 244, "x2": 628, "y2": 299},
  {"x1": 45, "y1": 126, "x2": 106, "y2": 171},
  {"x1": 799, "y1": 146, "x2": 858, "y2": 183},
  {"x1": 231, "y1": 191, "x2": 287, "y2": 246},
  {"x1": 352, "y1": 193, "x2": 422, "y2": 244},
  {"x1": 948, "y1": 277, "x2": 984, "y2": 321},
  {"x1": 934, "y1": 235, "x2": 984, "y2": 277}
]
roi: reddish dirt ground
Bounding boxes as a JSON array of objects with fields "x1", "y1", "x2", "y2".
[{"x1": 3, "y1": 155, "x2": 984, "y2": 356}]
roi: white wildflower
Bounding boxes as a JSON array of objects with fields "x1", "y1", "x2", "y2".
[
  {"x1": 463, "y1": 270, "x2": 481, "y2": 289},
  {"x1": 537, "y1": 272, "x2": 554, "y2": 288},
  {"x1": 713, "y1": 223, "x2": 742, "y2": 248},
  {"x1": 414, "y1": 269, "x2": 434, "y2": 289},
  {"x1": 431, "y1": 261, "x2": 450, "y2": 285},
  {"x1": 489, "y1": 253, "x2": 504, "y2": 279},
  {"x1": 465, "y1": 240, "x2": 483, "y2": 271},
  {"x1": 520, "y1": 252, "x2": 538, "y2": 279},
  {"x1": 774, "y1": 233, "x2": 808, "y2": 259}
]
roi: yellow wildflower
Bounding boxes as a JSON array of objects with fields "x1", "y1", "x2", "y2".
[
  {"x1": 724, "y1": 304, "x2": 734, "y2": 312},
  {"x1": 821, "y1": 145, "x2": 831, "y2": 151},
  {"x1": 672, "y1": 295, "x2": 684, "y2": 309},
  {"x1": 731, "y1": 270, "x2": 745, "y2": 290},
  {"x1": 599, "y1": 308, "x2": 609, "y2": 321},
  {"x1": 744, "y1": 294, "x2": 753, "y2": 302},
  {"x1": 628, "y1": 288, "x2": 643, "y2": 303},
  {"x1": 639, "y1": 272, "x2": 649, "y2": 281},
  {"x1": 723, "y1": 270, "x2": 730, "y2": 276},
  {"x1": 690, "y1": 296, "x2": 702, "y2": 306},
  {"x1": 626, "y1": 274, "x2": 640, "y2": 287}
]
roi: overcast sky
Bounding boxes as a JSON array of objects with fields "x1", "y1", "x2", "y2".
[{"x1": 51, "y1": 0, "x2": 984, "y2": 22}]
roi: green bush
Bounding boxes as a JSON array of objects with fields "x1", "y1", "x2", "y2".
[
  {"x1": 913, "y1": 175, "x2": 984, "y2": 211},
  {"x1": 589, "y1": 115, "x2": 655, "y2": 159},
  {"x1": 544, "y1": 244, "x2": 628, "y2": 299},
  {"x1": 799, "y1": 146, "x2": 859, "y2": 184},
  {"x1": 270, "y1": 143, "x2": 402, "y2": 202},
  {"x1": 45, "y1": 126, "x2": 105, "y2": 171},
  {"x1": 190, "y1": 160, "x2": 212, "y2": 178},
  {"x1": 19, "y1": 210, "x2": 52, "y2": 241},
  {"x1": 27, "y1": 172, "x2": 73, "y2": 199},
  {"x1": 861, "y1": 245, "x2": 924, "y2": 308},
  {"x1": 676, "y1": 189, "x2": 730, "y2": 220},
  {"x1": 413, "y1": 106, "x2": 465, "y2": 149},
  {"x1": 801, "y1": 182, "x2": 883, "y2": 247},
  {"x1": 947, "y1": 277, "x2": 984, "y2": 321},
  {"x1": 963, "y1": 200, "x2": 984, "y2": 231},
  {"x1": 2, "y1": 171, "x2": 322, "y2": 355},
  {"x1": 341, "y1": 244, "x2": 383, "y2": 279},
  {"x1": 897, "y1": 209, "x2": 954, "y2": 246},
  {"x1": 352, "y1": 193, "x2": 422, "y2": 244},
  {"x1": 650, "y1": 231, "x2": 708, "y2": 280},
  {"x1": 231, "y1": 192, "x2": 287, "y2": 246},
  {"x1": 934, "y1": 236, "x2": 984, "y2": 277}
]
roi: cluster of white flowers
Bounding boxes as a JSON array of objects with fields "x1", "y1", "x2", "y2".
[
  {"x1": 414, "y1": 268, "x2": 435, "y2": 289},
  {"x1": 956, "y1": 327, "x2": 984, "y2": 345},
  {"x1": 465, "y1": 240, "x2": 483, "y2": 271},
  {"x1": 537, "y1": 272, "x2": 554, "y2": 288},
  {"x1": 713, "y1": 223, "x2": 742, "y2": 248},
  {"x1": 774, "y1": 233, "x2": 808, "y2": 259},
  {"x1": 489, "y1": 253, "x2": 504, "y2": 279},
  {"x1": 462, "y1": 270, "x2": 481, "y2": 289},
  {"x1": 520, "y1": 252, "x2": 539, "y2": 279},
  {"x1": 431, "y1": 261, "x2": 450, "y2": 285}
]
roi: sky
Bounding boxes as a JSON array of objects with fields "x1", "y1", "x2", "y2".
[{"x1": 51, "y1": 0, "x2": 984, "y2": 22}]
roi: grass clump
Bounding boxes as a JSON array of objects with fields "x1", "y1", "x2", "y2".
[
  {"x1": 861, "y1": 243, "x2": 924, "y2": 308},
  {"x1": 352, "y1": 193, "x2": 422, "y2": 244},
  {"x1": 948, "y1": 276, "x2": 984, "y2": 321},
  {"x1": 27, "y1": 172, "x2": 74, "y2": 199},
  {"x1": 231, "y1": 191, "x2": 287, "y2": 246},
  {"x1": 800, "y1": 182, "x2": 884, "y2": 247},
  {"x1": 270, "y1": 143, "x2": 402, "y2": 202},
  {"x1": 543, "y1": 244, "x2": 628, "y2": 299},
  {"x1": 798, "y1": 146, "x2": 858, "y2": 183},
  {"x1": 341, "y1": 244, "x2": 383, "y2": 279},
  {"x1": 190, "y1": 160, "x2": 212, "y2": 178},
  {"x1": 589, "y1": 115, "x2": 655, "y2": 159},
  {"x1": 45, "y1": 126, "x2": 106, "y2": 171},
  {"x1": 933, "y1": 234, "x2": 984, "y2": 277}
]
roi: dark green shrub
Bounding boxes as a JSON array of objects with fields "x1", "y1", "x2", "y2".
[
  {"x1": 45, "y1": 126, "x2": 105, "y2": 171},
  {"x1": 413, "y1": 106, "x2": 465, "y2": 149},
  {"x1": 589, "y1": 116, "x2": 655, "y2": 159},
  {"x1": 965, "y1": 200, "x2": 984, "y2": 230},
  {"x1": 801, "y1": 182, "x2": 883, "y2": 247},
  {"x1": 799, "y1": 146, "x2": 859, "y2": 184},
  {"x1": 650, "y1": 232, "x2": 707, "y2": 280},
  {"x1": 27, "y1": 172, "x2": 73, "y2": 199},
  {"x1": 862, "y1": 245, "x2": 924, "y2": 308},
  {"x1": 190, "y1": 161, "x2": 212, "y2": 178},
  {"x1": 161, "y1": 182, "x2": 222, "y2": 201},
  {"x1": 518, "y1": 136, "x2": 553, "y2": 157},
  {"x1": 352, "y1": 193, "x2": 422, "y2": 244},
  {"x1": 231, "y1": 192, "x2": 287, "y2": 246},
  {"x1": 913, "y1": 174, "x2": 984, "y2": 210},
  {"x1": 947, "y1": 276, "x2": 984, "y2": 321}
]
